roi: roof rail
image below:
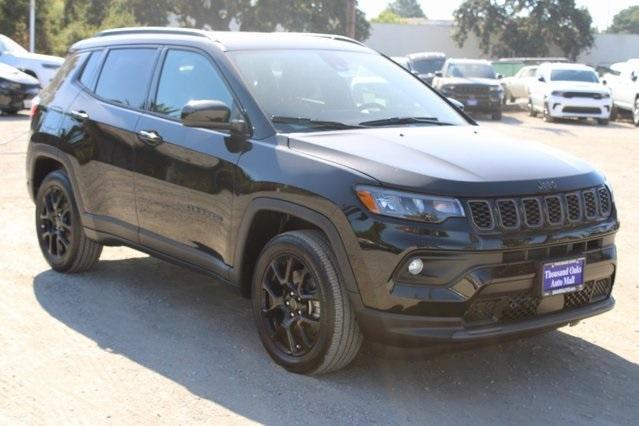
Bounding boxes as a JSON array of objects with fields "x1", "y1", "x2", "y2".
[
  {"x1": 284, "y1": 32, "x2": 364, "y2": 46},
  {"x1": 94, "y1": 27, "x2": 211, "y2": 38}
]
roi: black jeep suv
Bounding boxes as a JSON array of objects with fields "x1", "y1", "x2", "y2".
[{"x1": 27, "y1": 28, "x2": 618, "y2": 374}]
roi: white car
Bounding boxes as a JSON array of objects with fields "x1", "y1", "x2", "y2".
[
  {"x1": 502, "y1": 65, "x2": 537, "y2": 103},
  {"x1": 603, "y1": 60, "x2": 639, "y2": 126},
  {"x1": 0, "y1": 34, "x2": 63, "y2": 87},
  {"x1": 528, "y1": 63, "x2": 612, "y2": 124}
]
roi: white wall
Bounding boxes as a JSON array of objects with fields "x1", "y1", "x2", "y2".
[{"x1": 365, "y1": 22, "x2": 639, "y2": 66}]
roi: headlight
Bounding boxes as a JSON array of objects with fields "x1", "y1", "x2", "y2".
[
  {"x1": 602, "y1": 93, "x2": 610, "y2": 99},
  {"x1": 0, "y1": 79, "x2": 20, "y2": 90},
  {"x1": 551, "y1": 91, "x2": 565, "y2": 97},
  {"x1": 355, "y1": 186, "x2": 465, "y2": 223},
  {"x1": 441, "y1": 84, "x2": 456, "y2": 91},
  {"x1": 489, "y1": 85, "x2": 503, "y2": 92}
]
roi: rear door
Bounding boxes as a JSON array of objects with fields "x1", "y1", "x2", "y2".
[
  {"x1": 65, "y1": 47, "x2": 159, "y2": 241},
  {"x1": 133, "y1": 47, "x2": 242, "y2": 270}
]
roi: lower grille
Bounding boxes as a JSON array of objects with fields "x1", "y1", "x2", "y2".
[
  {"x1": 464, "y1": 278, "x2": 613, "y2": 325},
  {"x1": 562, "y1": 106, "x2": 601, "y2": 114}
]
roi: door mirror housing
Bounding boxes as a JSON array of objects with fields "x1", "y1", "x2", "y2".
[
  {"x1": 434, "y1": 71, "x2": 443, "y2": 78},
  {"x1": 538, "y1": 75, "x2": 546, "y2": 82},
  {"x1": 181, "y1": 99, "x2": 248, "y2": 135},
  {"x1": 448, "y1": 97, "x2": 464, "y2": 111},
  {"x1": 496, "y1": 73, "x2": 503, "y2": 80},
  {"x1": 631, "y1": 71, "x2": 638, "y2": 82}
]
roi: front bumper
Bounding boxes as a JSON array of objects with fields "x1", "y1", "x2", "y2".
[
  {"x1": 0, "y1": 86, "x2": 38, "y2": 111},
  {"x1": 547, "y1": 95, "x2": 612, "y2": 119},
  {"x1": 441, "y1": 91, "x2": 502, "y2": 112}
]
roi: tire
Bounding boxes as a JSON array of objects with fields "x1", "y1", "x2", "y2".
[
  {"x1": 252, "y1": 230, "x2": 363, "y2": 375},
  {"x1": 2, "y1": 109, "x2": 19, "y2": 115},
  {"x1": 528, "y1": 98, "x2": 537, "y2": 117},
  {"x1": 35, "y1": 169, "x2": 102, "y2": 272},
  {"x1": 634, "y1": 98, "x2": 639, "y2": 127},
  {"x1": 491, "y1": 110, "x2": 502, "y2": 120},
  {"x1": 543, "y1": 102, "x2": 554, "y2": 122},
  {"x1": 597, "y1": 119, "x2": 609, "y2": 125},
  {"x1": 610, "y1": 105, "x2": 618, "y2": 121}
]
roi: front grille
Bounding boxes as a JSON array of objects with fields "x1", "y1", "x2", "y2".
[
  {"x1": 465, "y1": 278, "x2": 613, "y2": 325},
  {"x1": 562, "y1": 106, "x2": 601, "y2": 114},
  {"x1": 453, "y1": 85, "x2": 490, "y2": 95},
  {"x1": 563, "y1": 92, "x2": 603, "y2": 99},
  {"x1": 467, "y1": 186, "x2": 611, "y2": 232}
]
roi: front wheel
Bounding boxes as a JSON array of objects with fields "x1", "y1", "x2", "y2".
[
  {"x1": 597, "y1": 118, "x2": 610, "y2": 125},
  {"x1": 491, "y1": 110, "x2": 502, "y2": 120},
  {"x1": 543, "y1": 102, "x2": 555, "y2": 122},
  {"x1": 528, "y1": 98, "x2": 537, "y2": 117},
  {"x1": 634, "y1": 98, "x2": 639, "y2": 127},
  {"x1": 252, "y1": 230, "x2": 362, "y2": 375},
  {"x1": 35, "y1": 170, "x2": 102, "y2": 272}
]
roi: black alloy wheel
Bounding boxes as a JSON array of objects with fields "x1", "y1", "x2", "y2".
[
  {"x1": 38, "y1": 186, "x2": 73, "y2": 260},
  {"x1": 259, "y1": 253, "x2": 321, "y2": 357},
  {"x1": 252, "y1": 231, "x2": 362, "y2": 375},
  {"x1": 35, "y1": 170, "x2": 102, "y2": 272}
]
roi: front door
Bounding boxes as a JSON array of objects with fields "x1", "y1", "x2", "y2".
[{"x1": 133, "y1": 48, "x2": 242, "y2": 271}]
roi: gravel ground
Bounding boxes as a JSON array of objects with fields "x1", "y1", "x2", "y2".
[{"x1": 0, "y1": 110, "x2": 637, "y2": 425}]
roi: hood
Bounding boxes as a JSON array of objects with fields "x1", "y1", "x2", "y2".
[
  {"x1": 0, "y1": 62, "x2": 39, "y2": 85},
  {"x1": 439, "y1": 77, "x2": 500, "y2": 86},
  {"x1": 11, "y1": 51, "x2": 64, "y2": 67},
  {"x1": 287, "y1": 126, "x2": 602, "y2": 197},
  {"x1": 546, "y1": 81, "x2": 608, "y2": 93}
]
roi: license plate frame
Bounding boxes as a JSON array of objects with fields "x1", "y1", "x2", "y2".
[
  {"x1": 539, "y1": 257, "x2": 586, "y2": 297},
  {"x1": 466, "y1": 98, "x2": 478, "y2": 106}
]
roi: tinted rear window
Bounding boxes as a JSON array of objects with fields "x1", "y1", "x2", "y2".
[
  {"x1": 95, "y1": 48, "x2": 157, "y2": 108},
  {"x1": 79, "y1": 51, "x2": 104, "y2": 89}
]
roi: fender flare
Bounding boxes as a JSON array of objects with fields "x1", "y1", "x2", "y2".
[{"x1": 230, "y1": 197, "x2": 360, "y2": 295}]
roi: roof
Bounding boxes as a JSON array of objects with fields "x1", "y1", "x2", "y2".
[
  {"x1": 538, "y1": 62, "x2": 595, "y2": 71},
  {"x1": 407, "y1": 52, "x2": 446, "y2": 60},
  {"x1": 72, "y1": 27, "x2": 371, "y2": 53},
  {"x1": 445, "y1": 58, "x2": 492, "y2": 65}
]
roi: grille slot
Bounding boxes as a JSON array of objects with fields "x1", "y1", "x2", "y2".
[
  {"x1": 497, "y1": 199, "x2": 520, "y2": 229},
  {"x1": 545, "y1": 196, "x2": 564, "y2": 225},
  {"x1": 522, "y1": 198, "x2": 543, "y2": 227},
  {"x1": 583, "y1": 190, "x2": 598, "y2": 219},
  {"x1": 598, "y1": 187, "x2": 611, "y2": 216},
  {"x1": 565, "y1": 193, "x2": 582, "y2": 222},
  {"x1": 468, "y1": 201, "x2": 494, "y2": 230}
]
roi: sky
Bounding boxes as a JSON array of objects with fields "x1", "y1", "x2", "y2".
[{"x1": 358, "y1": 0, "x2": 639, "y2": 31}]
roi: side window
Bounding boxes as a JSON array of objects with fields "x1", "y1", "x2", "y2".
[
  {"x1": 95, "y1": 48, "x2": 157, "y2": 109},
  {"x1": 152, "y1": 49, "x2": 234, "y2": 118},
  {"x1": 78, "y1": 50, "x2": 104, "y2": 90}
]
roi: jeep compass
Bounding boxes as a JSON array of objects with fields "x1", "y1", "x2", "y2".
[{"x1": 27, "y1": 28, "x2": 618, "y2": 374}]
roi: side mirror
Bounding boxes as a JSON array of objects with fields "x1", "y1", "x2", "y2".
[
  {"x1": 631, "y1": 71, "x2": 638, "y2": 82},
  {"x1": 434, "y1": 71, "x2": 443, "y2": 78},
  {"x1": 602, "y1": 79, "x2": 607, "y2": 86},
  {"x1": 538, "y1": 76, "x2": 546, "y2": 82},
  {"x1": 496, "y1": 73, "x2": 503, "y2": 80},
  {"x1": 181, "y1": 100, "x2": 247, "y2": 135},
  {"x1": 448, "y1": 97, "x2": 464, "y2": 111}
]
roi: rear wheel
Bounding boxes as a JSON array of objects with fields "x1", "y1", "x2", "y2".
[
  {"x1": 252, "y1": 230, "x2": 362, "y2": 374},
  {"x1": 35, "y1": 170, "x2": 102, "y2": 272}
]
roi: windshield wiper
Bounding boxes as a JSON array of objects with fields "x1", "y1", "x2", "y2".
[
  {"x1": 359, "y1": 116, "x2": 453, "y2": 127},
  {"x1": 271, "y1": 116, "x2": 363, "y2": 130}
]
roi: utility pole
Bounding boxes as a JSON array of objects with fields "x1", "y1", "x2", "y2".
[
  {"x1": 29, "y1": 0, "x2": 36, "y2": 52},
  {"x1": 345, "y1": 0, "x2": 356, "y2": 39}
]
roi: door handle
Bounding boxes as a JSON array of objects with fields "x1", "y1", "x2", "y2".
[
  {"x1": 137, "y1": 130, "x2": 163, "y2": 147},
  {"x1": 70, "y1": 110, "x2": 89, "y2": 120}
]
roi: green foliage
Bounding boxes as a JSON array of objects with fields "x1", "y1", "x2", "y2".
[
  {"x1": 387, "y1": 0, "x2": 425, "y2": 18},
  {"x1": 453, "y1": 0, "x2": 594, "y2": 60},
  {"x1": 371, "y1": 9, "x2": 403, "y2": 24},
  {"x1": 0, "y1": 0, "x2": 370, "y2": 56},
  {"x1": 608, "y1": 5, "x2": 639, "y2": 34}
]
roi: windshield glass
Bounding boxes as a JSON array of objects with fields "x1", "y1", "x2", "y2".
[
  {"x1": 446, "y1": 63, "x2": 496, "y2": 79},
  {"x1": 411, "y1": 57, "x2": 445, "y2": 74},
  {"x1": 229, "y1": 49, "x2": 467, "y2": 132},
  {"x1": 0, "y1": 35, "x2": 27, "y2": 54},
  {"x1": 550, "y1": 69, "x2": 599, "y2": 83}
]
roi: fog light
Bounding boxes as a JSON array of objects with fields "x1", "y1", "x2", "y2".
[{"x1": 407, "y1": 258, "x2": 424, "y2": 275}]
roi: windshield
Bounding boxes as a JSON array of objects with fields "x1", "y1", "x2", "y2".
[
  {"x1": 550, "y1": 69, "x2": 599, "y2": 83},
  {"x1": 446, "y1": 63, "x2": 496, "y2": 79},
  {"x1": 411, "y1": 57, "x2": 445, "y2": 74},
  {"x1": 229, "y1": 49, "x2": 467, "y2": 132},
  {"x1": 0, "y1": 35, "x2": 27, "y2": 54}
]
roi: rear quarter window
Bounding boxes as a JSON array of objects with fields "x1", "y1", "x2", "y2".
[
  {"x1": 95, "y1": 48, "x2": 158, "y2": 109},
  {"x1": 78, "y1": 50, "x2": 104, "y2": 90}
]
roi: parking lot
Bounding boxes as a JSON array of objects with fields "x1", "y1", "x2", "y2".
[{"x1": 1, "y1": 109, "x2": 637, "y2": 424}]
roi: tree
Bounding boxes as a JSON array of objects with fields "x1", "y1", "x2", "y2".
[
  {"x1": 387, "y1": 0, "x2": 425, "y2": 18},
  {"x1": 371, "y1": 9, "x2": 402, "y2": 24},
  {"x1": 608, "y1": 5, "x2": 639, "y2": 34},
  {"x1": 453, "y1": 0, "x2": 594, "y2": 60}
]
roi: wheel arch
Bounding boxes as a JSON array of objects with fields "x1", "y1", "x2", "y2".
[{"x1": 231, "y1": 198, "x2": 360, "y2": 299}]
